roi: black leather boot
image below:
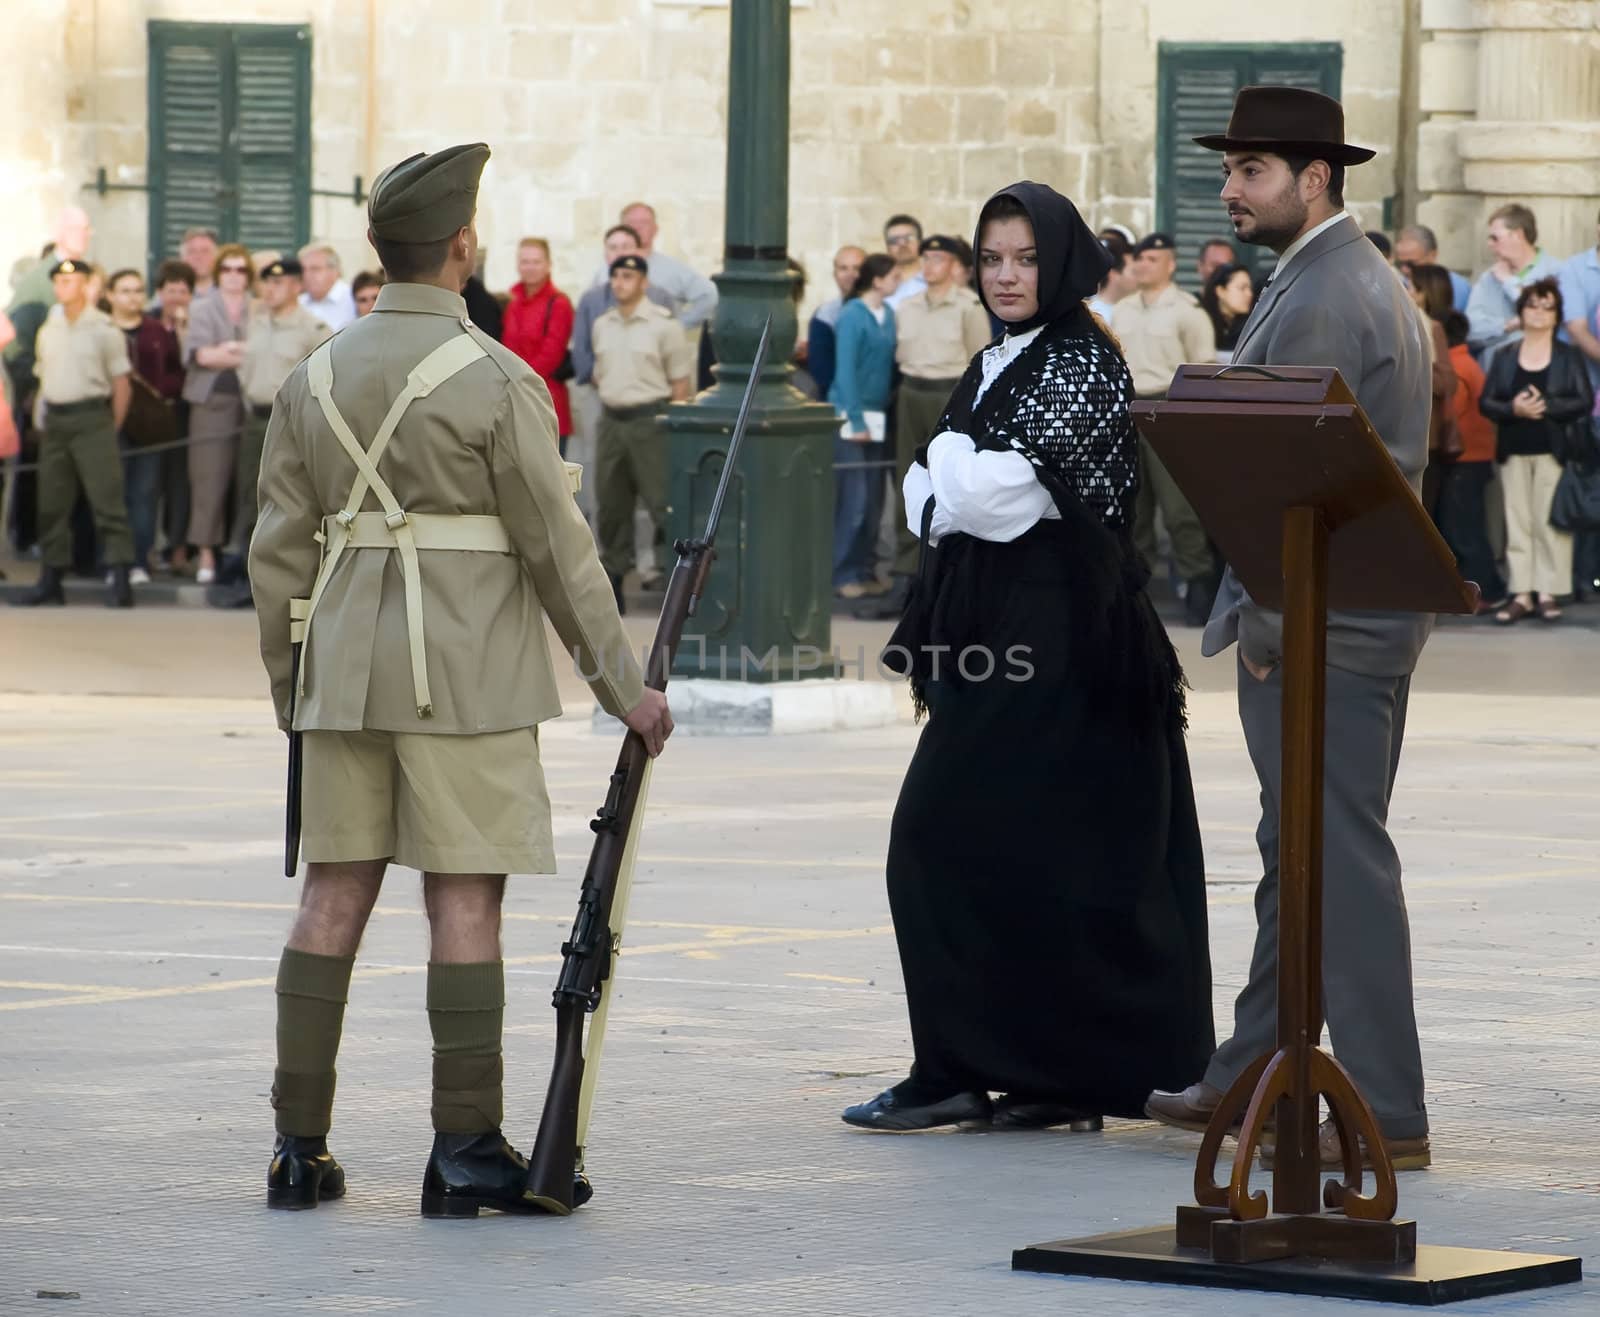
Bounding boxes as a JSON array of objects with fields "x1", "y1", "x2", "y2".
[
  {"x1": 106, "y1": 565, "x2": 134, "y2": 608},
  {"x1": 266, "y1": 1134, "x2": 346, "y2": 1210},
  {"x1": 13, "y1": 565, "x2": 66, "y2": 607},
  {"x1": 420, "y1": 1131, "x2": 594, "y2": 1218}
]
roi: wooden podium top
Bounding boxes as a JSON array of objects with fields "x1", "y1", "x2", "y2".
[{"x1": 1134, "y1": 366, "x2": 1477, "y2": 615}]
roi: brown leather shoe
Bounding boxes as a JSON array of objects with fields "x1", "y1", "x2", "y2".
[
  {"x1": 1259, "y1": 1118, "x2": 1431, "y2": 1172},
  {"x1": 1144, "y1": 1082, "x2": 1228, "y2": 1133}
]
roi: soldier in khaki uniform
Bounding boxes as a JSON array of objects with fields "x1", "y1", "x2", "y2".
[
  {"x1": 879, "y1": 235, "x2": 992, "y2": 609},
  {"x1": 249, "y1": 143, "x2": 673, "y2": 1218},
  {"x1": 13, "y1": 259, "x2": 136, "y2": 609},
  {"x1": 214, "y1": 257, "x2": 331, "y2": 606},
  {"x1": 590, "y1": 253, "x2": 693, "y2": 610},
  {"x1": 1111, "y1": 232, "x2": 1218, "y2": 625}
]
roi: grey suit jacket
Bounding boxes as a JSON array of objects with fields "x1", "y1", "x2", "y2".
[{"x1": 1202, "y1": 215, "x2": 1436, "y2": 677}]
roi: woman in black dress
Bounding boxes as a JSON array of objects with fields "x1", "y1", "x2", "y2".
[{"x1": 843, "y1": 182, "x2": 1215, "y2": 1133}]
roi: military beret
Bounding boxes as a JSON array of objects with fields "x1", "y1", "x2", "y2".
[
  {"x1": 919, "y1": 235, "x2": 958, "y2": 255},
  {"x1": 261, "y1": 257, "x2": 303, "y2": 279},
  {"x1": 367, "y1": 142, "x2": 490, "y2": 243},
  {"x1": 49, "y1": 259, "x2": 87, "y2": 277},
  {"x1": 609, "y1": 254, "x2": 648, "y2": 276},
  {"x1": 1133, "y1": 232, "x2": 1177, "y2": 256}
]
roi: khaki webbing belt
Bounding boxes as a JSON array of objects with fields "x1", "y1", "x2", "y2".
[
  {"x1": 295, "y1": 331, "x2": 490, "y2": 718},
  {"x1": 326, "y1": 511, "x2": 512, "y2": 553}
]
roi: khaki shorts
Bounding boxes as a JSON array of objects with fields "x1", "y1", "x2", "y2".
[{"x1": 301, "y1": 727, "x2": 554, "y2": 875}]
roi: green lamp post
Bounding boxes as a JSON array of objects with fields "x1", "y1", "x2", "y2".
[{"x1": 663, "y1": 0, "x2": 840, "y2": 683}]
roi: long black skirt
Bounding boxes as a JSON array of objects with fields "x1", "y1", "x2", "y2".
[{"x1": 885, "y1": 528, "x2": 1215, "y2": 1119}]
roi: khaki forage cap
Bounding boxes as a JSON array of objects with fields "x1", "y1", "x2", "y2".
[{"x1": 367, "y1": 143, "x2": 491, "y2": 243}]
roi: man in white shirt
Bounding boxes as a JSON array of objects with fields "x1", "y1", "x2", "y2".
[
  {"x1": 589, "y1": 203, "x2": 717, "y2": 329},
  {"x1": 1464, "y1": 205, "x2": 1558, "y2": 360},
  {"x1": 298, "y1": 242, "x2": 357, "y2": 331},
  {"x1": 883, "y1": 214, "x2": 927, "y2": 310},
  {"x1": 1086, "y1": 232, "x2": 1134, "y2": 323}
]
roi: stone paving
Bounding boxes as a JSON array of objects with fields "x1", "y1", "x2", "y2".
[{"x1": 1, "y1": 610, "x2": 1596, "y2": 1315}]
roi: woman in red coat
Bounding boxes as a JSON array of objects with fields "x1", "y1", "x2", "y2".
[{"x1": 502, "y1": 237, "x2": 574, "y2": 452}]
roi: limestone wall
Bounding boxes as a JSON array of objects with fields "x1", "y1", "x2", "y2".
[
  {"x1": 2, "y1": 2, "x2": 70, "y2": 281},
  {"x1": 1418, "y1": 0, "x2": 1600, "y2": 275},
  {"x1": 10, "y1": 0, "x2": 1586, "y2": 326}
]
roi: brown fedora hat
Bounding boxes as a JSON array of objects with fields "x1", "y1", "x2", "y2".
[{"x1": 1193, "y1": 85, "x2": 1376, "y2": 166}]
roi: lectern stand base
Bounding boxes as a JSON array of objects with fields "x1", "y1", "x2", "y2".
[{"x1": 1012, "y1": 1227, "x2": 1581, "y2": 1305}]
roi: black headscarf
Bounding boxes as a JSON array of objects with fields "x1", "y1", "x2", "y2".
[{"x1": 972, "y1": 181, "x2": 1112, "y2": 336}]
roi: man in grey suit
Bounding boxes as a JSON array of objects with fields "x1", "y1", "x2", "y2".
[{"x1": 1145, "y1": 87, "x2": 1434, "y2": 1171}]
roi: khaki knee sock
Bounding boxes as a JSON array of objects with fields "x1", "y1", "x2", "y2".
[
  {"x1": 427, "y1": 961, "x2": 505, "y2": 1134},
  {"x1": 272, "y1": 948, "x2": 355, "y2": 1137}
]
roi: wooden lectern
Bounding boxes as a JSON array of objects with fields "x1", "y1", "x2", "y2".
[
  {"x1": 1145, "y1": 366, "x2": 1472, "y2": 1266},
  {"x1": 1013, "y1": 367, "x2": 1583, "y2": 1302}
]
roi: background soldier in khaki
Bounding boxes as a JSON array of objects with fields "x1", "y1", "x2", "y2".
[
  {"x1": 249, "y1": 143, "x2": 673, "y2": 1218},
  {"x1": 13, "y1": 259, "x2": 135, "y2": 609},
  {"x1": 591, "y1": 253, "x2": 693, "y2": 611},
  {"x1": 214, "y1": 257, "x2": 330, "y2": 607},
  {"x1": 873, "y1": 235, "x2": 991, "y2": 616},
  {"x1": 1111, "y1": 232, "x2": 1219, "y2": 625}
]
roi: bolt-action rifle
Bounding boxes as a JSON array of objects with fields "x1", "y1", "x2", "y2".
[{"x1": 524, "y1": 319, "x2": 770, "y2": 1213}]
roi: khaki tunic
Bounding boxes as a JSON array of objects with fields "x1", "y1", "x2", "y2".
[
  {"x1": 1110, "y1": 283, "x2": 1216, "y2": 397},
  {"x1": 240, "y1": 303, "x2": 332, "y2": 406},
  {"x1": 250, "y1": 281, "x2": 644, "y2": 736},
  {"x1": 894, "y1": 285, "x2": 991, "y2": 380},
  {"x1": 34, "y1": 305, "x2": 129, "y2": 404},
  {"x1": 592, "y1": 301, "x2": 693, "y2": 410}
]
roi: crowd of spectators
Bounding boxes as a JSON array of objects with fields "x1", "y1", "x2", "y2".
[{"x1": 4, "y1": 196, "x2": 1598, "y2": 625}]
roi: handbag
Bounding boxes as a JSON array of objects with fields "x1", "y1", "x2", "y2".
[
  {"x1": 1554, "y1": 415, "x2": 1600, "y2": 467},
  {"x1": 121, "y1": 371, "x2": 179, "y2": 448},
  {"x1": 1430, "y1": 413, "x2": 1464, "y2": 461},
  {"x1": 1550, "y1": 461, "x2": 1600, "y2": 532},
  {"x1": 541, "y1": 296, "x2": 575, "y2": 383}
]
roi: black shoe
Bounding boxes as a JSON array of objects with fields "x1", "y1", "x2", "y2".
[
  {"x1": 854, "y1": 575, "x2": 912, "y2": 620},
  {"x1": 1183, "y1": 575, "x2": 1216, "y2": 627},
  {"x1": 841, "y1": 1086, "x2": 992, "y2": 1132},
  {"x1": 13, "y1": 565, "x2": 66, "y2": 607},
  {"x1": 420, "y1": 1130, "x2": 591, "y2": 1218},
  {"x1": 207, "y1": 581, "x2": 254, "y2": 609},
  {"x1": 991, "y1": 1095, "x2": 1103, "y2": 1132},
  {"x1": 607, "y1": 572, "x2": 626, "y2": 616},
  {"x1": 266, "y1": 1134, "x2": 346, "y2": 1210},
  {"x1": 637, "y1": 571, "x2": 666, "y2": 593},
  {"x1": 106, "y1": 564, "x2": 133, "y2": 608}
]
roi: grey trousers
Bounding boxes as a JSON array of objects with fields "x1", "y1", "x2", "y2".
[{"x1": 1204, "y1": 656, "x2": 1428, "y2": 1140}]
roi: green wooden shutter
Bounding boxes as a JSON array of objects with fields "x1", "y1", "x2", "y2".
[
  {"x1": 148, "y1": 27, "x2": 229, "y2": 268},
  {"x1": 234, "y1": 28, "x2": 312, "y2": 253},
  {"x1": 1156, "y1": 43, "x2": 1343, "y2": 291},
  {"x1": 147, "y1": 22, "x2": 311, "y2": 272}
]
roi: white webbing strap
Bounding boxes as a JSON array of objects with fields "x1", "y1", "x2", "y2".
[{"x1": 295, "y1": 332, "x2": 489, "y2": 717}]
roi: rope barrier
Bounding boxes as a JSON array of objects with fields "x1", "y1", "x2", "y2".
[
  {"x1": 4, "y1": 418, "x2": 900, "y2": 476},
  {"x1": 4, "y1": 419, "x2": 249, "y2": 476}
]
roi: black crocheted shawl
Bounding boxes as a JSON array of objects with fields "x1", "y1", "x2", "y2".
[{"x1": 887, "y1": 307, "x2": 1187, "y2": 735}]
